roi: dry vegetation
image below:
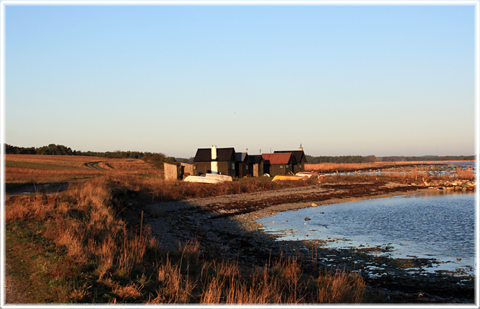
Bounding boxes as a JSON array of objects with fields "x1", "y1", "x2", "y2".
[
  {"x1": 5, "y1": 177, "x2": 365, "y2": 304},
  {"x1": 375, "y1": 166, "x2": 475, "y2": 182},
  {"x1": 305, "y1": 162, "x2": 385, "y2": 173},
  {"x1": 5, "y1": 154, "x2": 161, "y2": 183},
  {"x1": 4, "y1": 155, "x2": 475, "y2": 304},
  {"x1": 107, "y1": 174, "x2": 320, "y2": 202},
  {"x1": 5, "y1": 155, "x2": 368, "y2": 304},
  {"x1": 305, "y1": 162, "x2": 475, "y2": 183}
]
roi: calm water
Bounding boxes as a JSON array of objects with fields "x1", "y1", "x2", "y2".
[{"x1": 257, "y1": 192, "x2": 477, "y2": 275}]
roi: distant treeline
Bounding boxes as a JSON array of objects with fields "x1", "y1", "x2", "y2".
[
  {"x1": 6, "y1": 144, "x2": 475, "y2": 165},
  {"x1": 306, "y1": 155, "x2": 378, "y2": 164},
  {"x1": 4, "y1": 143, "x2": 177, "y2": 169},
  {"x1": 379, "y1": 155, "x2": 475, "y2": 162}
]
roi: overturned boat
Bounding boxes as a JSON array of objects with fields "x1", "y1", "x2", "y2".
[
  {"x1": 184, "y1": 173, "x2": 232, "y2": 183},
  {"x1": 184, "y1": 175, "x2": 224, "y2": 184},
  {"x1": 272, "y1": 175, "x2": 305, "y2": 181},
  {"x1": 295, "y1": 171, "x2": 317, "y2": 178},
  {"x1": 204, "y1": 173, "x2": 233, "y2": 182}
]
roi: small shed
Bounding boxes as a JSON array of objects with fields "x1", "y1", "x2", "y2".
[
  {"x1": 180, "y1": 162, "x2": 197, "y2": 178},
  {"x1": 164, "y1": 162, "x2": 198, "y2": 180},
  {"x1": 262, "y1": 153, "x2": 297, "y2": 177},
  {"x1": 164, "y1": 162, "x2": 180, "y2": 180}
]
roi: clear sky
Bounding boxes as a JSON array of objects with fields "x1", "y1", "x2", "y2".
[{"x1": 4, "y1": 2, "x2": 477, "y2": 158}]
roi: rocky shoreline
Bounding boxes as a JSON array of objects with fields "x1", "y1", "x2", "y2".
[{"x1": 126, "y1": 180, "x2": 475, "y2": 304}]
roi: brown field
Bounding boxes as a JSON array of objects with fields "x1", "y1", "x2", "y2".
[{"x1": 5, "y1": 154, "x2": 161, "y2": 183}]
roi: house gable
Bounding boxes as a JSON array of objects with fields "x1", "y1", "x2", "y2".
[
  {"x1": 262, "y1": 153, "x2": 296, "y2": 165},
  {"x1": 274, "y1": 150, "x2": 306, "y2": 164},
  {"x1": 194, "y1": 147, "x2": 237, "y2": 163}
]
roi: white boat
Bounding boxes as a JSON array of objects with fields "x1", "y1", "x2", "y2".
[
  {"x1": 204, "y1": 173, "x2": 233, "y2": 182},
  {"x1": 295, "y1": 172, "x2": 317, "y2": 178},
  {"x1": 184, "y1": 176, "x2": 224, "y2": 184}
]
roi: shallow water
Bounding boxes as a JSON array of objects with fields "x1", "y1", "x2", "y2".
[{"x1": 257, "y1": 192, "x2": 476, "y2": 275}]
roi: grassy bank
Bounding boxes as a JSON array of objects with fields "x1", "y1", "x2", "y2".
[{"x1": 5, "y1": 177, "x2": 365, "y2": 304}]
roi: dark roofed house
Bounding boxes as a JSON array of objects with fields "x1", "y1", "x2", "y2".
[
  {"x1": 274, "y1": 146, "x2": 307, "y2": 174},
  {"x1": 193, "y1": 146, "x2": 237, "y2": 177},
  {"x1": 248, "y1": 155, "x2": 264, "y2": 177},
  {"x1": 235, "y1": 152, "x2": 249, "y2": 178},
  {"x1": 262, "y1": 153, "x2": 296, "y2": 177}
]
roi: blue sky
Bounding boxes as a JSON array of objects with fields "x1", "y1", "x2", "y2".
[{"x1": 4, "y1": 3, "x2": 477, "y2": 158}]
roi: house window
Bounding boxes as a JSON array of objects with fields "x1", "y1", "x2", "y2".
[
  {"x1": 298, "y1": 164, "x2": 301, "y2": 168},
  {"x1": 231, "y1": 163, "x2": 235, "y2": 169},
  {"x1": 280, "y1": 165, "x2": 283, "y2": 169}
]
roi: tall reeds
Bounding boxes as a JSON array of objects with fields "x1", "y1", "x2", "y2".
[
  {"x1": 455, "y1": 166, "x2": 475, "y2": 180},
  {"x1": 305, "y1": 163, "x2": 383, "y2": 173}
]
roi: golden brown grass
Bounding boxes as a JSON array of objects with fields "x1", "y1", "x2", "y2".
[
  {"x1": 305, "y1": 163, "x2": 384, "y2": 172},
  {"x1": 454, "y1": 166, "x2": 475, "y2": 179},
  {"x1": 376, "y1": 166, "x2": 475, "y2": 182},
  {"x1": 106, "y1": 173, "x2": 317, "y2": 201},
  {"x1": 376, "y1": 160, "x2": 475, "y2": 164},
  {"x1": 5, "y1": 177, "x2": 366, "y2": 304},
  {"x1": 5, "y1": 154, "x2": 161, "y2": 183}
]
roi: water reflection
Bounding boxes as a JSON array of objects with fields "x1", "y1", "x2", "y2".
[{"x1": 257, "y1": 191, "x2": 476, "y2": 275}]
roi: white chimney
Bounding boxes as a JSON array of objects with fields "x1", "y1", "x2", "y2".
[
  {"x1": 211, "y1": 145, "x2": 217, "y2": 160},
  {"x1": 211, "y1": 145, "x2": 218, "y2": 174}
]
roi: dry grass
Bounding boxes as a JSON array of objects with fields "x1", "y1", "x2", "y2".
[
  {"x1": 376, "y1": 160, "x2": 475, "y2": 164},
  {"x1": 5, "y1": 154, "x2": 161, "y2": 183},
  {"x1": 305, "y1": 163, "x2": 384, "y2": 172},
  {"x1": 5, "y1": 177, "x2": 366, "y2": 304},
  {"x1": 149, "y1": 252, "x2": 365, "y2": 304},
  {"x1": 5, "y1": 154, "x2": 105, "y2": 164},
  {"x1": 454, "y1": 166, "x2": 475, "y2": 179},
  {"x1": 106, "y1": 173, "x2": 317, "y2": 201},
  {"x1": 376, "y1": 166, "x2": 475, "y2": 182},
  {"x1": 378, "y1": 167, "x2": 429, "y2": 181}
]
